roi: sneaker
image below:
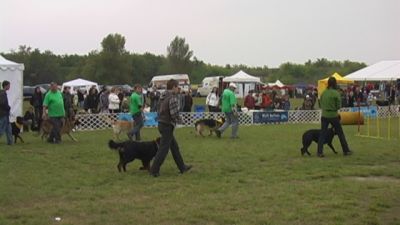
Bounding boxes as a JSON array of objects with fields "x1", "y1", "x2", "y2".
[
  {"x1": 180, "y1": 165, "x2": 192, "y2": 174},
  {"x1": 215, "y1": 130, "x2": 221, "y2": 138},
  {"x1": 317, "y1": 153, "x2": 325, "y2": 158}
]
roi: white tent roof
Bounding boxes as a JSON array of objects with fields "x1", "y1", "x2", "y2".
[
  {"x1": 223, "y1": 70, "x2": 261, "y2": 83},
  {"x1": 0, "y1": 55, "x2": 24, "y2": 71},
  {"x1": 63, "y1": 78, "x2": 98, "y2": 87},
  {"x1": 345, "y1": 60, "x2": 400, "y2": 81},
  {"x1": 267, "y1": 80, "x2": 285, "y2": 87}
]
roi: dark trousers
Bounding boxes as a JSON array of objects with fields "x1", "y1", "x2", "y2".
[
  {"x1": 49, "y1": 117, "x2": 63, "y2": 142},
  {"x1": 208, "y1": 105, "x2": 218, "y2": 112},
  {"x1": 128, "y1": 113, "x2": 144, "y2": 141},
  {"x1": 150, "y1": 122, "x2": 185, "y2": 174},
  {"x1": 317, "y1": 116, "x2": 350, "y2": 154},
  {"x1": 34, "y1": 107, "x2": 42, "y2": 129}
]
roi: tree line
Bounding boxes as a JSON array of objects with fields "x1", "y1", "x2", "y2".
[{"x1": 1, "y1": 33, "x2": 366, "y2": 86}]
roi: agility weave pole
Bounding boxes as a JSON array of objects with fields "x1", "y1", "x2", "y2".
[{"x1": 356, "y1": 105, "x2": 400, "y2": 140}]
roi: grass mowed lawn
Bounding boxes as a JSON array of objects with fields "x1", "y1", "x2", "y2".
[{"x1": 1, "y1": 124, "x2": 399, "y2": 225}]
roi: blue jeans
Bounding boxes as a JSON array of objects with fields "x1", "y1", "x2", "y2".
[
  {"x1": 218, "y1": 112, "x2": 239, "y2": 138},
  {"x1": 128, "y1": 113, "x2": 144, "y2": 141},
  {"x1": 0, "y1": 116, "x2": 12, "y2": 145}
]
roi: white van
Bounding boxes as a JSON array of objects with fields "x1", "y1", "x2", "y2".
[
  {"x1": 197, "y1": 76, "x2": 223, "y2": 97},
  {"x1": 149, "y1": 74, "x2": 190, "y2": 93}
]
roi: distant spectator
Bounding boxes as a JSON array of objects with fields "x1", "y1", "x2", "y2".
[
  {"x1": 108, "y1": 87, "x2": 120, "y2": 113},
  {"x1": 77, "y1": 89, "x2": 85, "y2": 108},
  {"x1": 261, "y1": 91, "x2": 272, "y2": 110},
  {"x1": 85, "y1": 88, "x2": 99, "y2": 113},
  {"x1": 43, "y1": 82, "x2": 65, "y2": 144},
  {"x1": 62, "y1": 86, "x2": 74, "y2": 119},
  {"x1": 254, "y1": 92, "x2": 262, "y2": 110},
  {"x1": 99, "y1": 88, "x2": 110, "y2": 113},
  {"x1": 149, "y1": 87, "x2": 160, "y2": 112},
  {"x1": 30, "y1": 86, "x2": 43, "y2": 130},
  {"x1": 117, "y1": 88, "x2": 124, "y2": 110},
  {"x1": 206, "y1": 87, "x2": 220, "y2": 112},
  {"x1": 244, "y1": 90, "x2": 255, "y2": 110},
  {"x1": 281, "y1": 95, "x2": 291, "y2": 110},
  {"x1": 23, "y1": 107, "x2": 35, "y2": 131},
  {"x1": 183, "y1": 90, "x2": 193, "y2": 112},
  {"x1": 302, "y1": 95, "x2": 314, "y2": 110}
]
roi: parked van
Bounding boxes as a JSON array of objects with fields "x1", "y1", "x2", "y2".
[
  {"x1": 149, "y1": 74, "x2": 190, "y2": 93},
  {"x1": 197, "y1": 76, "x2": 223, "y2": 97}
]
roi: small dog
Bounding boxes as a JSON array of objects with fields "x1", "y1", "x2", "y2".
[
  {"x1": 300, "y1": 127, "x2": 338, "y2": 156},
  {"x1": 11, "y1": 116, "x2": 25, "y2": 143},
  {"x1": 108, "y1": 138, "x2": 161, "y2": 172},
  {"x1": 40, "y1": 117, "x2": 80, "y2": 142},
  {"x1": 194, "y1": 117, "x2": 225, "y2": 137},
  {"x1": 105, "y1": 117, "x2": 134, "y2": 140}
]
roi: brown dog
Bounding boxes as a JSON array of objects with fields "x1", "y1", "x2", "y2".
[
  {"x1": 40, "y1": 117, "x2": 80, "y2": 142},
  {"x1": 105, "y1": 117, "x2": 135, "y2": 140}
]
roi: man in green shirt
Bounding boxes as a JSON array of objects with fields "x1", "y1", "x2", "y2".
[
  {"x1": 216, "y1": 83, "x2": 239, "y2": 139},
  {"x1": 317, "y1": 77, "x2": 352, "y2": 157},
  {"x1": 43, "y1": 82, "x2": 65, "y2": 144},
  {"x1": 128, "y1": 84, "x2": 144, "y2": 141}
]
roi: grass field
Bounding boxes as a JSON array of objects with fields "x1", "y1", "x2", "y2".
[{"x1": 1, "y1": 122, "x2": 400, "y2": 225}]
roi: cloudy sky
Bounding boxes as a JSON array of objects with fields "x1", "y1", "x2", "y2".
[{"x1": 1, "y1": 0, "x2": 399, "y2": 67}]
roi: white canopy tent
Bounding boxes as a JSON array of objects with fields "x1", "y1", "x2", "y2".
[
  {"x1": 345, "y1": 60, "x2": 400, "y2": 81},
  {"x1": 0, "y1": 56, "x2": 24, "y2": 121},
  {"x1": 62, "y1": 78, "x2": 99, "y2": 94},
  {"x1": 223, "y1": 70, "x2": 262, "y2": 97},
  {"x1": 266, "y1": 80, "x2": 285, "y2": 88}
]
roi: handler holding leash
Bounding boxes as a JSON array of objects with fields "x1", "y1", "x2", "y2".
[
  {"x1": 317, "y1": 77, "x2": 352, "y2": 157},
  {"x1": 216, "y1": 83, "x2": 239, "y2": 139},
  {"x1": 43, "y1": 82, "x2": 65, "y2": 144},
  {"x1": 150, "y1": 79, "x2": 192, "y2": 177}
]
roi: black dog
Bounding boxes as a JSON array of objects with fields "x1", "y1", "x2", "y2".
[
  {"x1": 11, "y1": 116, "x2": 25, "y2": 143},
  {"x1": 300, "y1": 128, "x2": 337, "y2": 156},
  {"x1": 108, "y1": 138, "x2": 161, "y2": 172}
]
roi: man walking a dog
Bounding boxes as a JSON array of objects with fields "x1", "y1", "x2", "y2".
[
  {"x1": 43, "y1": 82, "x2": 65, "y2": 144},
  {"x1": 216, "y1": 83, "x2": 239, "y2": 139},
  {"x1": 0, "y1": 80, "x2": 13, "y2": 145},
  {"x1": 128, "y1": 84, "x2": 144, "y2": 141},
  {"x1": 150, "y1": 79, "x2": 192, "y2": 177},
  {"x1": 317, "y1": 77, "x2": 352, "y2": 157}
]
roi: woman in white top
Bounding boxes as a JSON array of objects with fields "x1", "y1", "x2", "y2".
[
  {"x1": 108, "y1": 87, "x2": 121, "y2": 113},
  {"x1": 206, "y1": 87, "x2": 220, "y2": 112}
]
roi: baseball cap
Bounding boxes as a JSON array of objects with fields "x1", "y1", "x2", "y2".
[{"x1": 229, "y1": 83, "x2": 237, "y2": 89}]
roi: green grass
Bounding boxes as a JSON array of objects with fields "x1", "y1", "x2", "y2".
[{"x1": 1, "y1": 123, "x2": 400, "y2": 225}]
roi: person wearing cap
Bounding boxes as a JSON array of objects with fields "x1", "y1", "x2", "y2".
[
  {"x1": 302, "y1": 94, "x2": 314, "y2": 110},
  {"x1": 216, "y1": 83, "x2": 239, "y2": 139},
  {"x1": 317, "y1": 76, "x2": 352, "y2": 157},
  {"x1": 43, "y1": 82, "x2": 65, "y2": 144}
]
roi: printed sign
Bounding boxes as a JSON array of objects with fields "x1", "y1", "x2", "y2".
[
  {"x1": 253, "y1": 111, "x2": 289, "y2": 124},
  {"x1": 350, "y1": 106, "x2": 377, "y2": 118},
  {"x1": 144, "y1": 112, "x2": 158, "y2": 127}
]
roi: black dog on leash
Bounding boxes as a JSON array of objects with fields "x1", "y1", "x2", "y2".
[
  {"x1": 108, "y1": 138, "x2": 161, "y2": 172},
  {"x1": 300, "y1": 128, "x2": 337, "y2": 156},
  {"x1": 10, "y1": 116, "x2": 25, "y2": 143}
]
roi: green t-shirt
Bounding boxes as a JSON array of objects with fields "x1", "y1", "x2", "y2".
[
  {"x1": 43, "y1": 91, "x2": 65, "y2": 117},
  {"x1": 130, "y1": 92, "x2": 142, "y2": 115},
  {"x1": 320, "y1": 88, "x2": 341, "y2": 118},
  {"x1": 221, "y1": 88, "x2": 237, "y2": 113}
]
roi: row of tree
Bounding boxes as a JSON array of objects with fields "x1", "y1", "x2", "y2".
[{"x1": 1, "y1": 33, "x2": 366, "y2": 86}]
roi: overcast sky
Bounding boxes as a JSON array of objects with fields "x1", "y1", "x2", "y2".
[{"x1": 1, "y1": 0, "x2": 399, "y2": 67}]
